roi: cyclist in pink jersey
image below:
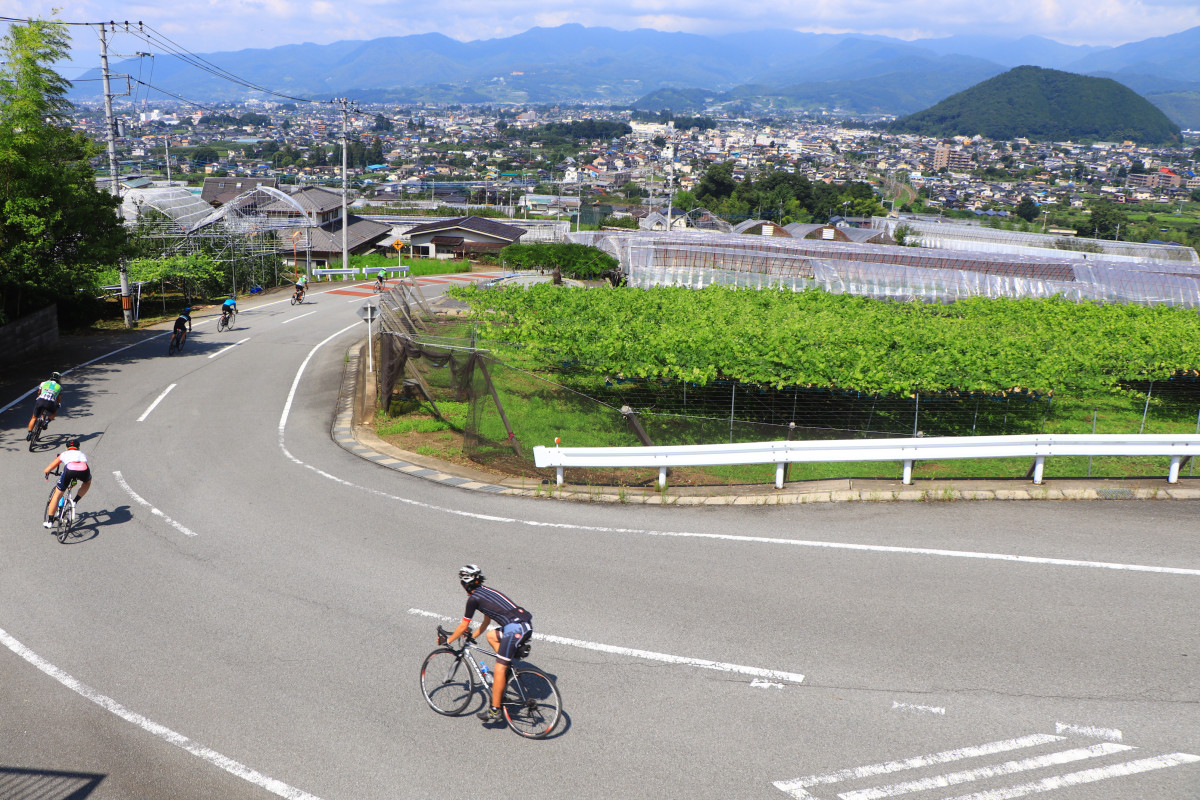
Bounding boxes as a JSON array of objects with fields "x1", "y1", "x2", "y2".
[{"x1": 43, "y1": 439, "x2": 92, "y2": 528}]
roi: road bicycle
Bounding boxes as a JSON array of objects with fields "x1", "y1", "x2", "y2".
[
  {"x1": 44, "y1": 467, "x2": 81, "y2": 541},
  {"x1": 421, "y1": 625, "x2": 561, "y2": 739},
  {"x1": 217, "y1": 308, "x2": 236, "y2": 332},
  {"x1": 168, "y1": 328, "x2": 187, "y2": 355},
  {"x1": 291, "y1": 286, "x2": 305, "y2": 305},
  {"x1": 28, "y1": 407, "x2": 52, "y2": 451},
  {"x1": 374, "y1": 276, "x2": 387, "y2": 293}
]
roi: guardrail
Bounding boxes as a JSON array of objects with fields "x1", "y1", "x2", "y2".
[
  {"x1": 312, "y1": 267, "x2": 359, "y2": 278},
  {"x1": 532, "y1": 434, "x2": 1200, "y2": 489}
]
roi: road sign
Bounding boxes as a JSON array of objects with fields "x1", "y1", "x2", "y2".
[{"x1": 357, "y1": 302, "x2": 379, "y2": 322}]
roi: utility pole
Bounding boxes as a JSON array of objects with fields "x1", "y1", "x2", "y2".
[
  {"x1": 338, "y1": 98, "x2": 350, "y2": 275},
  {"x1": 99, "y1": 23, "x2": 134, "y2": 328}
]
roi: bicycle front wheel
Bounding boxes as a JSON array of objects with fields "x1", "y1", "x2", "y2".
[
  {"x1": 503, "y1": 667, "x2": 561, "y2": 739},
  {"x1": 420, "y1": 649, "x2": 475, "y2": 715},
  {"x1": 29, "y1": 417, "x2": 45, "y2": 451}
]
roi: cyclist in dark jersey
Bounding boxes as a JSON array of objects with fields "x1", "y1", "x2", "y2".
[{"x1": 441, "y1": 564, "x2": 532, "y2": 724}]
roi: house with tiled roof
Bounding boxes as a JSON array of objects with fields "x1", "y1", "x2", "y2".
[{"x1": 404, "y1": 216, "x2": 527, "y2": 259}]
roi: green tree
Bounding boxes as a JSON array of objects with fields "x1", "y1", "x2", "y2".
[
  {"x1": 1015, "y1": 196, "x2": 1040, "y2": 222},
  {"x1": 0, "y1": 16, "x2": 130, "y2": 323},
  {"x1": 1080, "y1": 199, "x2": 1129, "y2": 239},
  {"x1": 192, "y1": 145, "x2": 220, "y2": 165}
]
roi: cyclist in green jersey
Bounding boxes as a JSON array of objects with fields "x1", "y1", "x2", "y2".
[{"x1": 27, "y1": 372, "x2": 63, "y2": 440}]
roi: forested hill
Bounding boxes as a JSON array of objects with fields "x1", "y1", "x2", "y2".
[{"x1": 889, "y1": 66, "x2": 1181, "y2": 143}]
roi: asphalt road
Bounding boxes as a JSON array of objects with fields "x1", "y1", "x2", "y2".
[{"x1": 2, "y1": 280, "x2": 1198, "y2": 800}]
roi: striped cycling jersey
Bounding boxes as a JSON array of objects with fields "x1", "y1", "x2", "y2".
[{"x1": 463, "y1": 585, "x2": 531, "y2": 627}]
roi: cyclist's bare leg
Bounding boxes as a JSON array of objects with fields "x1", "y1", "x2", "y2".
[
  {"x1": 46, "y1": 488, "x2": 63, "y2": 518},
  {"x1": 484, "y1": 628, "x2": 508, "y2": 708},
  {"x1": 75, "y1": 480, "x2": 91, "y2": 501}
]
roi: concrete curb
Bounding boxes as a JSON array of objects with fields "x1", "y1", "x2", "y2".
[{"x1": 331, "y1": 340, "x2": 1200, "y2": 504}]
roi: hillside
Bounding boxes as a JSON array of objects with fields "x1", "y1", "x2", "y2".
[{"x1": 889, "y1": 66, "x2": 1181, "y2": 143}]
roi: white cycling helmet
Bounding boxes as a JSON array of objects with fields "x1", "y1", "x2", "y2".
[{"x1": 459, "y1": 564, "x2": 484, "y2": 588}]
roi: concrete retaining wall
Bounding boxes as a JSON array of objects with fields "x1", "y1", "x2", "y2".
[{"x1": 0, "y1": 305, "x2": 59, "y2": 364}]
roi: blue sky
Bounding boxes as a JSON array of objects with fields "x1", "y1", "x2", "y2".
[{"x1": 6, "y1": 0, "x2": 1200, "y2": 77}]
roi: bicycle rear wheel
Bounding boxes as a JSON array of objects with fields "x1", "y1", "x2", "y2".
[
  {"x1": 502, "y1": 667, "x2": 561, "y2": 739},
  {"x1": 168, "y1": 334, "x2": 179, "y2": 355},
  {"x1": 420, "y1": 649, "x2": 475, "y2": 715},
  {"x1": 218, "y1": 315, "x2": 228, "y2": 332},
  {"x1": 28, "y1": 415, "x2": 46, "y2": 451}
]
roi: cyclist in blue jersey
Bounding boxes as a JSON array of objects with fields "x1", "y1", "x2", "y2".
[
  {"x1": 27, "y1": 372, "x2": 63, "y2": 440},
  {"x1": 221, "y1": 296, "x2": 238, "y2": 323},
  {"x1": 441, "y1": 565, "x2": 533, "y2": 724}
]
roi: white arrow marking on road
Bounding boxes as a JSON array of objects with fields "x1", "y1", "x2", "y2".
[
  {"x1": 408, "y1": 608, "x2": 804, "y2": 683},
  {"x1": 112, "y1": 471, "x2": 198, "y2": 537},
  {"x1": 841, "y1": 742, "x2": 1132, "y2": 800},
  {"x1": 208, "y1": 337, "x2": 251, "y2": 359},
  {"x1": 137, "y1": 383, "x2": 177, "y2": 422},
  {"x1": 0, "y1": 627, "x2": 327, "y2": 800},
  {"x1": 937, "y1": 752, "x2": 1200, "y2": 800},
  {"x1": 773, "y1": 734, "x2": 1064, "y2": 798}
]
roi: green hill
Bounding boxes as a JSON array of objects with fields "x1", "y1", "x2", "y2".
[{"x1": 889, "y1": 66, "x2": 1181, "y2": 143}]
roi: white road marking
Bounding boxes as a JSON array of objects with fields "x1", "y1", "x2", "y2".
[
  {"x1": 840, "y1": 742, "x2": 1132, "y2": 800},
  {"x1": 112, "y1": 471, "x2": 198, "y2": 537},
  {"x1": 1056, "y1": 721, "x2": 1122, "y2": 741},
  {"x1": 408, "y1": 608, "x2": 805, "y2": 683},
  {"x1": 274, "y1": 332, "x2": 1200, "y2": 580},
  {"x1": 281, "y1": 310, "x2": 318, "y2": 324},
  {"x1": 0, "y1": 626, "x2": 327, "y2": 800},
  {"x1": 137, "y1": 384, "x2": 177, "y2": 422},
  {"x1": 892, "y1": 701, "x2": 945, "y2": 715},
  {"x1": 751, "y1": 679, "x2": 786, "y2": 689},
  {"x1": 208, "y1": 336, "x2": 251, "y2": 359},
  {"x1": 937, "y1": 753, "x2": 1200, "y2": 800},
  {"x1": 773, "y1": 734, "x2": 1064, "y2": 798}
]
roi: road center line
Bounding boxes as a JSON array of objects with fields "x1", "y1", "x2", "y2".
[
  {"x1": 408, "y1": 608, "x2": 805, "y2": 683},
  {"x1": 277, "y1": 329, "x2": 1200, "y2": 579},
  {"x1": 208, "y1": 337, "x2": 251, "y2": 359},
  {"x1": 112, "y1": 471, "x2": 198, "y2": 537},
  {"x1": 0, "y1": 626, "x2": 326, "y2": 800},
  {"x1": 137, "y1": 384, "x2": 177, "y2": 422}
]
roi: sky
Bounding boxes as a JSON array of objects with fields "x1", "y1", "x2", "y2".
[{"x1": 5, "y1": 0, "x2": 1200, "y2": 78}]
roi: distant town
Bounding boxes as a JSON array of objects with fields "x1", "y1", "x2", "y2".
[{"x1": 74, "y1": 99, "x2": 1200, "y2": 247}]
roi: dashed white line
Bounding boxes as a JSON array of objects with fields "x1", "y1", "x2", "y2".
[
  {"x1": 281, "y1": 310, "x2": 318, "y2": 324},
  {"x1": 137, "y1": 384, "x2": 177, "y2": 422},
  {"x1": 112, "y1": 471, "x2": 198, "y2": 537},
  {"x1": 892, "y1": 701, "x2": 946, "y2": 716},
  {"x1": 408, "y1": 608, "x2": 805, "y2": 683},
  {"x1": 1056, "y1": 721, "x2": 1122, "y2": 742},
  {"x1": 0, "y1": 626, "x2": 326, "y2": 800},
  {"x1": 208, "y1": 336, "x2": 251, "y2": 359}
]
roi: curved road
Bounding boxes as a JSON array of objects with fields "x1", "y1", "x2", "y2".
[{"x1": 2, "y1": 281, "x2": 1198, "y2": 800}]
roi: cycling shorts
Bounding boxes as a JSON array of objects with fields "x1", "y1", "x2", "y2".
[
  {"x1": 34, "y1": 398, "x2": 58, "y2": 414},
  {"x1": 496, "y1": 621, "x2": 532, "y2": 665},
  {"x1": 57, "y1": 466, "x2": 91, "y2": 491},
  {"x1": 173, "y1": 321, "x2": 189, "y2": 332}
]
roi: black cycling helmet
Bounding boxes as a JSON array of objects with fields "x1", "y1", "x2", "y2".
[
  {"x1": 459, "y1": 564, "x2": 484, "y2": 589},
  {"x1": 66, "y1": 438, "x2": 80, "y2": 449},
  {"x1": 50, "y1": 371, "x2": 62, "y2": 382}
]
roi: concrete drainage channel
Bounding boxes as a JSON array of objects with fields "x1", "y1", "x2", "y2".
[{"x1": 333, "y1": 342, "x2": 1200, "y2": 505}]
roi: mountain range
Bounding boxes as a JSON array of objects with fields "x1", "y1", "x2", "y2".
[{"x1": 69, "y1": 23, "x2": 1200, "y2": 127}]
